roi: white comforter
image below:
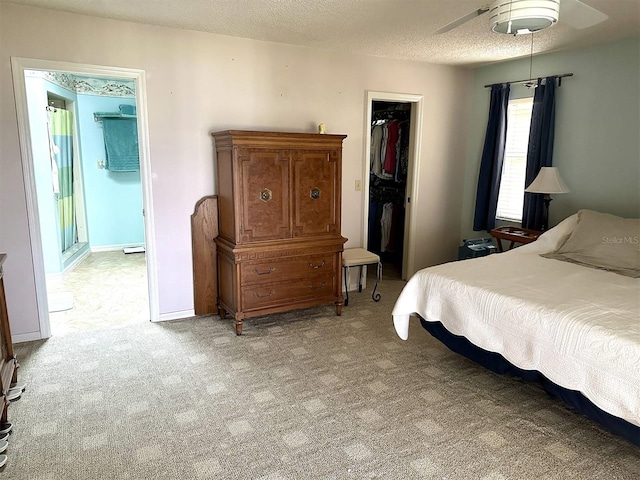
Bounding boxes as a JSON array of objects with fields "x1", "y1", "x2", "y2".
[{"x1": 392, "y1": 216, "x2": 640, "y2": 427}]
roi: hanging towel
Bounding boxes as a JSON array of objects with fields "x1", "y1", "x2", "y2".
[
  {"x1": 102, "y1": 117, "x2": 139, "y2": 172},
  {"x1": 46, "y1": 110, "x2": 60, "y2": 194},
  {"x1": 119, "y1": 104, "x2": 136, "y2": 115}
]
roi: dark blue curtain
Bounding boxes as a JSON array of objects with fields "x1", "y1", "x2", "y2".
[
  {"x1": 522, "y1": 77, "x2": 556, "y2": 230},
  {"x1": 473, "y1": 83, "x2": 510, "y2": 231}
]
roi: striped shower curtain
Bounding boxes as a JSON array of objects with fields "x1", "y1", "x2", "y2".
[{"x1": 48, "y1": 108, "x2": 76, "y2": 252}]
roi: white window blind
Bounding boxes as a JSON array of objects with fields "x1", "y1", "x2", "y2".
[{"x1": 496, "y1": 97, "x2": 534, "y2": 222}]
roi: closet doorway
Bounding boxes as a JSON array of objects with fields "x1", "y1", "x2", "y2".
[{"x1": 363, "y1": 91, "x2": 423, "y2": 281}]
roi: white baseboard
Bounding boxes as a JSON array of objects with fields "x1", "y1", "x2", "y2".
[
  {"x1": 13, "y1": 331, "x2": 47, "y2": 343},
  {"x1": 91, "y1": 243, "x2": 145, "y2": 253},
  {"x1": 155, "y1": 309, "x2": 196, "y2": 322}
]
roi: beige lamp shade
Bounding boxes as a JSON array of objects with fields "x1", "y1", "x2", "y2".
[{"x1": 524, "y1": 167, "x2": 570, "y2": 194}]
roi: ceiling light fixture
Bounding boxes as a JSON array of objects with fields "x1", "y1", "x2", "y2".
[{"x1": 490, "y1": 0, "x2": 560, "y2": 35}]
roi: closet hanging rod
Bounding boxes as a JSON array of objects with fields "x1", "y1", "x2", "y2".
[
  {"x1": 372, "y1": 108, "x2": 410, "y2": 116},
  {"x1": 484, "y1": 73, "x2": 573, "y2": 88}
]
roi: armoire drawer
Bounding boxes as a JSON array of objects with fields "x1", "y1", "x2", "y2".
[
  {"x1": 242, "y1": 275, "x2": 335, "y2": 310},
  {"x1": 240, "y1": 254, "x2": 335, "y2": 285}
]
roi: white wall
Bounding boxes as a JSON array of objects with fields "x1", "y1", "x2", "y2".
[
  {"x1": 0, "y1": 3, "x2": 472, "y2": 339},
  {"x1": 461, "y1": 38, "x2": 640, "y2": 240}
]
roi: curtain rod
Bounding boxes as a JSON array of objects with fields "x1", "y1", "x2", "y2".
[
  {"x1": 484, "y1": 73, "x2": 573, "y2": 88},
  {"x1": 93, "y1": 112, "x2": 137, "y2": 122}
]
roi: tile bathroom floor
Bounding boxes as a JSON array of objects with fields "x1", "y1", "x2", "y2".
[{"x1": 47, "y1": 251, "x2": 149, "y2": 336}]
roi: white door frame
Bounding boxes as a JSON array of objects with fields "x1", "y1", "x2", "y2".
[
  {"x1": 363, "y1": 91, "x2": 424, "y2": 280},
  {"x1": 10, "y1": 57, "x2": 159, "y2": 339}
]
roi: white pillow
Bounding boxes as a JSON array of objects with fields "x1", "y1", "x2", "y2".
[
  {"x1": 541, "y1": 209, "x2": 640, "y2": 277},
  {"x1": 529, "y1": 213, "x2": 578, "y2": 253}
]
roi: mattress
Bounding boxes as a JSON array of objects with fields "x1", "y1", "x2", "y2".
[{"x1": 392, "y1": 215, "x2": 640, "y2": 428}]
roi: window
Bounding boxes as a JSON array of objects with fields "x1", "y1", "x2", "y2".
[{"x1": 496, "y1": 97, "x2": 534, "y2": 222}]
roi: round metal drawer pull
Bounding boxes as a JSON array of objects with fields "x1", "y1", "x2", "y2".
[
  {"x1": 260, "y1": 188, "x2": 273, "y2": 202},
  {"x1": 253, "y1": 290, "x2": 275, "y2": 298},
  {"x1": 307, "y1": 260, "x2": 326, "y2": 269},
  {"x1": 310, "y1": 187, "x2": 321, "y2": 200},
  {"x1": 253, "y1": 267, "x2": 275, "y2": 275},
  {"x1": 307, "y1": 282, "x2": 327, "y2": 289}
]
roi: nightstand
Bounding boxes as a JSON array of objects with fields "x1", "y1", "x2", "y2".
[{"x1": 490, "y1": 226, "x2": 542, "y2": 252}]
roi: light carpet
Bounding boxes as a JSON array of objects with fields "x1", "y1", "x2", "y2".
[{"x1": 6, "y1": 276, "x2": 639, "y2": 479}]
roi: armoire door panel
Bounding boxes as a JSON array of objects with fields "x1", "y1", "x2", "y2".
[
  {"x1": 239, "y1": 149, "x2": 291, "y2": 243},
  {"x1": 293, "y1": 151, "x2": 339, "y2": 237}
]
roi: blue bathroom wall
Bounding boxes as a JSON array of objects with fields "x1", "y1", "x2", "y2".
[
  {"x1": 25, "y1": 74, "x2": 79, "y2": 274},
  {"x1": 76, "y1": 95, "x2": 144, "y2": 249}
]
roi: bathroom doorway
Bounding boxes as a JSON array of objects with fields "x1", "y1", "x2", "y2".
[{"x1": 11, "y1": 57, "x2": 158, "y2": 339}]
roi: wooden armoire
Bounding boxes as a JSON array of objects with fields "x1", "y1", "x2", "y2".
[{"x1": 211, "y1": 130, "x2": 347, "y2": 334}]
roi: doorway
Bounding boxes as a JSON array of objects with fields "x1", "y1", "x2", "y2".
[
  {"x1": 363, "y1": 91, "x2": 423, "y2": 281},
  {"x1": 11, "y1": 57, "x2": 159, "y2": 339}
]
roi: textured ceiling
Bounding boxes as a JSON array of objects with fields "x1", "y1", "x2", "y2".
[{"x1": 2, "y1": 0, "x2": 639, "y2": 66}]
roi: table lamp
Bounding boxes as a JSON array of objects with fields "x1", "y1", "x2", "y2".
[{"x1": 524, "y1": 166, "x2": 569, "y2": 230}]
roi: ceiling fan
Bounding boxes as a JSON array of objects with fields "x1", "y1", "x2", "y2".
[{"x1": 434, "y1": 0, "x2": 608, "y2": 35}]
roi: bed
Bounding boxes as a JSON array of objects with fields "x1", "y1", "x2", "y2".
[{"x1": 392, "y1": 210, "x2": 640, "y2": 445}]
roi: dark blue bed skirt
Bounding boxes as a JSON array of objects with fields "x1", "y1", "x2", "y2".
[{"x1": 418, "y1": 317, "x2": 640, "y2": 447}]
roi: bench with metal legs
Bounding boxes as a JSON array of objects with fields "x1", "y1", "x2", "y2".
[{"x1": 342, "y1": 248, "x2": 382, "y2": 307}]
